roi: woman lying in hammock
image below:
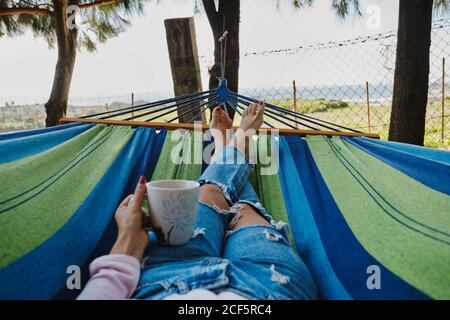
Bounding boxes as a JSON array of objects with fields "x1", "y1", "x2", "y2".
[{"x1": 78, "y1": 103, "x2": 318, "y2": 300}]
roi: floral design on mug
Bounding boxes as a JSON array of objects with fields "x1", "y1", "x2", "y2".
[{"x1": 161, "y1": 190, "x2": 198, "y2": 244}]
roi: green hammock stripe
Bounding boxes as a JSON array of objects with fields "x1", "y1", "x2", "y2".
[
  {"x1": 151, "y1": 130, "x2": 204, "y2": 181},
  {"x1": 0, "y1": 125, "x2": 133, "y2": 267},
  {"x1": 248, "y1": 136, "x2": 290, "y2": 227},
  {"x1": 307, "y1": 135, "x2": 450, "y2": 299}
]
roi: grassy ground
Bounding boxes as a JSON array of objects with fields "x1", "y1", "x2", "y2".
[{"x1": 266, "y1": 98, "x2": 450, "y2": 150}]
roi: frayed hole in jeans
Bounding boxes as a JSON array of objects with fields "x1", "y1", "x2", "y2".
[
  {"x1": 225, "y1": 229, "x2": 235, "y2": 238},
  {"x1": 199, "y1": 201, "x2": 229, "y2": 215},
  {"x1": 191, "y1": 227, "x2": 206, "y2": 238},
  {"x1": 229, "y1": 202, "x2": 245, "y2": 214},
  {"x1": 263, "y1": 229, "x2": 282, "y2": 241},
  {"x1": 200, "y1": 180, "x2": 233, "y2": 204},
  {"x1": 270, "y1": 264, "x2": 290, "y2": 286},
  {"x1": 270, "y1": 219, "x2": 288, "y2": 231}
]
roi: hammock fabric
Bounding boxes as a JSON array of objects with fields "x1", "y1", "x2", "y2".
[{"x1": 0, "y1": 123, "x2": 449, "y2": 300}]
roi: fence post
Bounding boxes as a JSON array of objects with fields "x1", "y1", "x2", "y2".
[
  {"x1": 105, "y1": 103, "x2": 109, "y2": 112},
  {"x1": 365, "y1": 81, "x2": 371, "y2": 133},
  {"x1": 292, "y1": 80, "x2": 298, "y2": 128},
  {"x1": 165, "y1": 17, "x2": 205, "y2": 124},
  {"x1": 131, "y1": 92, "x2": 135, "y2": 119},
  {"x1": 442, "y1": 57, "x2": 446, "y2": 143}
]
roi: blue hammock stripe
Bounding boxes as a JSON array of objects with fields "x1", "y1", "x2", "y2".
[
  {"x1": 326, "y1": 138, "x2": 449, "y2": 244},
  {"x1": 358, "y1": 137, "x2": 450, "y2": 164},
  {"x1": 0, "y1": 127, "x2": 166, "y2": 299},
  {"x1": 0, "y1": 122, "x2": 87, "y2": 142},
  {"x1": 0, "y1": 123, "x2": 95, "y2": 164},
  {"x1": 0, "y1": 127, "x2": 117, "y2": 212},
  {"x1": 345, "y1": 137, "x2": 450, "y2": 195},
  {"x1": 278, "y1": 136, "x2": 351, "y2": 299},
  {"x1": 279, "y1": 135, "x2": 430, "y2": 300}
]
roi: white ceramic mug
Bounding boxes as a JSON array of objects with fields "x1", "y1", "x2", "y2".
[{"x1": 146, "y1": 179, "x2": 200, "y2": 246}]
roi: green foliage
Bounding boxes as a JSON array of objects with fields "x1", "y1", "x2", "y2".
[
  {"x1": 434, "y1": 0, "x2": 450, "y2": 11},
  {"x1": 0, "y1": 1, "x2": 147, "y2": 51},
  {"x1": 271, "y1": 0, "x2": 359, "y2": 16},
  {"x1": 0, "y1": 1, "x2": 53, "y2": 38},
  {"x1": 330, "y1": 0, "x2": 361, "y2": 18},
  {"x1": 290, "y1": 0, "x2": 313, "y2": 9},
  {"x1": 299, "y1": 98, "x2": 349, "y2": 113}
]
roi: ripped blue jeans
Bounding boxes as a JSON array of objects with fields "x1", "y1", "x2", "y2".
[{"x1": 132, "y1": 146, "x2": 318, "y2": 300}]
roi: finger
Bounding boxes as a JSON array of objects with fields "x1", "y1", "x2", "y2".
[
  {"x1": 132, "y1": 175, "x2": 147, "y2": 209},
  {"x1": 119, "y1": 194, "x2": 133, "y2": 207}
]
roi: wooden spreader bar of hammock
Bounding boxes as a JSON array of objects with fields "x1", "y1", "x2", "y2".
[{"x1": 59, "y1": 117, "x2": 380, "y2": 138}]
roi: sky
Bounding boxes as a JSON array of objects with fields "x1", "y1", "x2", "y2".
[{"x1": 0, "y1": 0, "x2": 416, "y2": 102}]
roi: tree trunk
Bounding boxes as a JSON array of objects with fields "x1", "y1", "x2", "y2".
[
  {"x1": 44, "y1": 0, "x2": 78, "y2": 127},
  {"x1": 203, "y1": 0, "x2": 240, "y2": 119},
  {"x1": 388, "y1": 0, "x2": 433, "y2": 145},
  {"x1": 165, "y1": 17, "x2": 205, "y2": 124}
]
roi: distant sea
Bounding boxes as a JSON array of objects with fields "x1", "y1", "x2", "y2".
[{"x1": 240, "y1": 83, "x2": 394, "y2": 101}]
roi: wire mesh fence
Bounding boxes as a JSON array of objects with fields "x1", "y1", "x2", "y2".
[
  {"x1": 1, "y1": 19, "x2": 449, "y2": 148},
  {"x1": 202, "y1": 18, "x2": 449, "y2": 149}
]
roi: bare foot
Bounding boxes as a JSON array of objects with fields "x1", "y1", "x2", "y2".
[
  {"x1": 239, "y1": 102, "x2": 265, "y2": 131},
  {"x1": 210, "y1": 106, "x2": 233, "y2": 153},
  {"x1": 228, "y1": 102, "x2": 265, "y2": 159}
]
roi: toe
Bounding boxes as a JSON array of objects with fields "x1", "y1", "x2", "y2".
[
  {"x1": 223, "y1": 110, "x2": 233, "y2": 128},
  {"x1": 212, "y1": 106, "x2": 221, "y2": 119},
  {"x1": 257, "y1": 102, "x2": 265, "y2": 115},
  {"x1": 210, "y1": 107, "x2": 221, "y2": 127}
]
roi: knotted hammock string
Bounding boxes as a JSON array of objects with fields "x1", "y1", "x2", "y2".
[
  {"x1": 125, "y1": 93, "x2": 215, "y2": 122},
  {"x1": 227, "y1": 95, "x2": 295, "y2": 129},
  {"x1": 231, "y1": 92, "x2": 360, "y2": 133},
  {"x1": 106, "y1": 91, "x2": 214, "y2": 120},
  {"x1": 167, "y1": 96, "x2": 219, "y2": 123},
  {"x1": 219, "y1": 29, "x2": 229, "y2": 112},
  {"x1": 80, "y1": 89, "x2": 215, "y2": 119},
  {"x1": 219, "y1": 30, "x2": 228, "y2": 81},
  {"x1": 225, "y1": 96, "x2": 274, "y2": 128},
  {"x1": 227, "y1": 95, "x2": 319, "y2": 130},
  {"x1": 187, "y1": 98, "x2": 220, "y2": 124}
]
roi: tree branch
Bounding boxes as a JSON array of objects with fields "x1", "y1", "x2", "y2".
[
  {"x1": 0, "y1": 7, "x2": 52, "y2": 16},
  {"x1": 78, "y1": 0, "x2": 119, "y2": 9}
]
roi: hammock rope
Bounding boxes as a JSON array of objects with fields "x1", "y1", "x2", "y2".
[
  {"x1": 61, "y1": 31, "x2": 376, "y2": 138},
  {"x1": 65, "y1": 77, "x2": 367, "y2": 136}
]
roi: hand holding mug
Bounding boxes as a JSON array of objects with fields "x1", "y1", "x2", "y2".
[{"x1": 110, "y1": 175, "x2": 150, "y2": 261}]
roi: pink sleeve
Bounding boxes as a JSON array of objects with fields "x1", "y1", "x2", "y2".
[{"x1": 77, "y1": 254, "x2": 141, "y2": 300}]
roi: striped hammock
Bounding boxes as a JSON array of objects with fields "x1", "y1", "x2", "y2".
[{"x1": 0, "y1": 122, "x2": 449, "y2": 299}]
